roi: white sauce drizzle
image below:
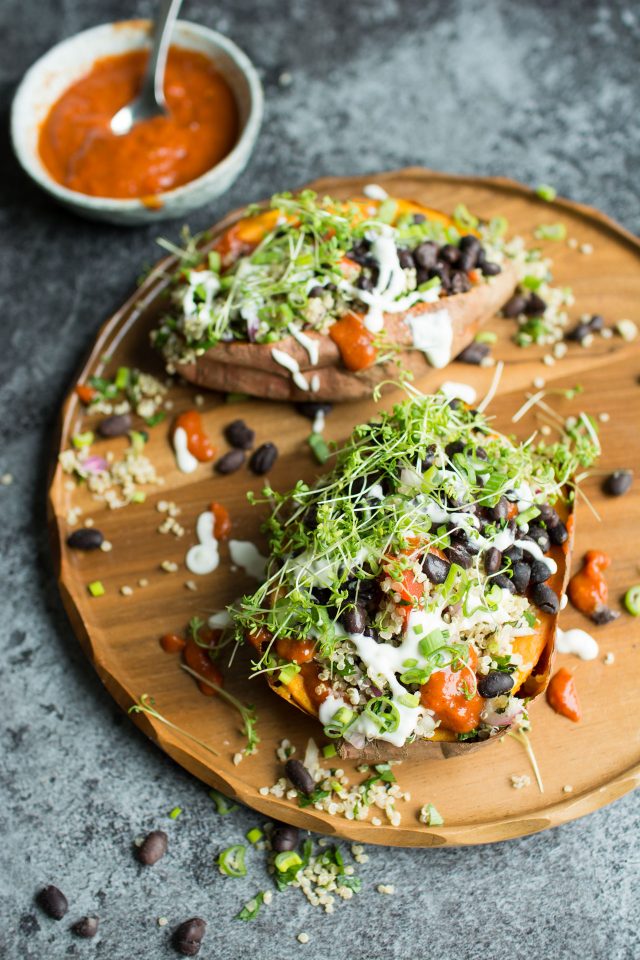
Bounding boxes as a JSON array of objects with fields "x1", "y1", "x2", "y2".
[
  {"x1": 229, "y1": 540, "x2": 268, "y2": 580},
  {"x1": 310, "y1": 373, "x2": 321, "y2": 393},
  {"x1": 407, "y1": 308, "x2": 454, "y2": 368},
  {"x1": 185, "y1": 511, "x2": 219, "y2": 575},
  {"x1": 556, "y1": 626, "x2": 599, "y2": 661},
  {"x1": 209, "y1": 610, "x2": 233, "y2": 629},
  {"x1": 173, "y1": 427, "x2": 198, "y2": 474},
  {"x1": 271, "y1": 347, "x2": 309, "y2": 392},
  {"x1": 439, "y1": 381, "x2": 477, "y2": 405},
  {"x1": 312, "y1": 409, "x2": 325, "y2": 434},
  {"x1": 363, "y1": 183, "x2": 389, "y2": 200},
  {"x1": 288, "y1": 324, "x2": 320, "y2": 366}
]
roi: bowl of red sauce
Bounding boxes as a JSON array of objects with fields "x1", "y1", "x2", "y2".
[{"x1": 11, "y1": 19, "x2": 263, "y2": 224}]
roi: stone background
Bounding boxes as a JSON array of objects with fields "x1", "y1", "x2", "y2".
[{"x1": 1, "y1": 1, "x2": 638, "y2": 958}]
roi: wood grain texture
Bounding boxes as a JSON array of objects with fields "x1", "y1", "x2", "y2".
[{"x1": 48, "y1": 169, "x2": 640, "y2": 846}]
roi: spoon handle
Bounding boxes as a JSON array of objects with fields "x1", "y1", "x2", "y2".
[{"x1": 141, "y1": 0, "x2": 184, "y2": 107}]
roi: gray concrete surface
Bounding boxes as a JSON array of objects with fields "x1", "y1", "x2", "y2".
[{"x1": 1, "y1": 1, "x2": 639, "y2": 957}]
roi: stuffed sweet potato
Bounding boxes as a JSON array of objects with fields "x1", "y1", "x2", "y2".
[
  {"x1": 235, "y1": 391, "x2": 597, "y2": 760},
  {"x1": 152, "y1": 190, "x2": 517, "y2": 401}
]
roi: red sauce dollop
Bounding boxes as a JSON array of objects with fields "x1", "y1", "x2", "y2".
[
  {"x1": 329, "y1": 314, "x2": 377, "y2": 371},
  {"x1": 174, "y1": 410, "x2": 216, "y2": 462},
  {"x1": 420, "y1": 648, "x2": 484, "y2": 734},
  {"x1": 211, "y1": 502, "x2": 232, "y2": 540},
  {"x1": 39, "y1": 47, "x2": 239, "y2": 198},
  {"x1": 184, "y1": 634, "x2": 223, "y2": 696},
  {"x1": 568, "y1": 550, "x2": 611, "y2": 618},
  {"x1": 276, "y1": 636, "x2": 316, "y2": 664},
  {"x1": 547, "y1": 667, "x2": 582, "y2": 722}
]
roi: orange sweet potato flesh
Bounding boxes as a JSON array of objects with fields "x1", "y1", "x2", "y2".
[{"x1": 175, "y1": 197, "x2": 518, "y2": 402}]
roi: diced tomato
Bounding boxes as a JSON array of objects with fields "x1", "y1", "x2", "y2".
[{"x1": 75, "y1": 383, "x2": 96, "y2": 405}]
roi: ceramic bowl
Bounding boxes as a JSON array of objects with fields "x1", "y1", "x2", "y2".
[{"x1": 10, "y1": 19, "x2": 263, "y2": 225}]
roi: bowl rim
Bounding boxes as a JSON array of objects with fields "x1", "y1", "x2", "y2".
[{"x1": 10, "y1": 18, "x2": 264, "y2": 212}]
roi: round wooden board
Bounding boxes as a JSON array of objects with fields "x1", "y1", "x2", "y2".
[{"x1": 48, "y1": 168, "x2": 640, "y2": 846}]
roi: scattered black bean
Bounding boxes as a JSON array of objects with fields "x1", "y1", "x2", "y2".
[
  {"x1": 477, "y1": 670, "x2": 514, "y2": 698},
  {"x1": 480, "y1": 260, "x2": 502, "y2": 276},
  {"x1": 271, "y1": 823, "x2": 300, "y2": 852},
  {"x1": 72, "y1": 917, "x2": 99, "y2": 939},
  {"x1": 547, "y1": 520, "x2": 568, "y2": 545},
  {"x1": 529, "y1": 559, "x2": 551, "y2": 584},
  {"x1": 456, "y1": 341, "x2": 490, "y2": 365},
  {"x1": 341, "y1": 604, "x2": 367, "y2": 634},
  {"x1": 445, "y1": 543, "x2": 472, "y2": 570},
  {"x1": 502, "y1": 294, "x2": 528, "y2": 318},
  {"x1": 66, "y1": 528, "x2": 104, "y2": 551},
  {"x1": 97, "y1": 413, "x2": 132, "y2": 438},
  {"x1": 137, "y1": 830, "x2": 168, "y2": 866},
  {"x1": 484, "y1": 547, "x2": 502, "y2": 574},
  {"x1": 249, "y1": 442, "x2": 278, "y2": 475},
  {"x1": 295, "y1": 402, "x2": 333, "y2": 421},
  {"x1": 284, "y1": 759, "x2": 316, "y2": 796},
  {"x1": 413, "y1": 241, "x2": 438, "y2": 270},
  {"x1": 37, "y1": 885, "x2": 68, "y2": 920},
  {"x1": 511, "y1": 561, "x2": 531, "y2": 595},
  {"x1": 525, "y1": 525, "x2": 551, "y2": 553},
  {"x1": 503, "y1": 544, "x2": 523, "y2": 563},
  {"x1": 565, "y1": 322, "x2": 592, "y2": 343},
  {"x1": 173, "y1": 918, "x2": 207, "y2": 957},
  {"x1": 524, "y1": 292, "x2": 547, "y2": 315},
  {"x1": 603, "y1": 469, "x2": 633, "y2": 497},
  {"x1": 588, "y1": 314, "x2": 605, "y2": 332},
  {"x1": 215, "y1": 449, "x2": 245, "y2": 475},
  {"x1": 493, "y1": 573, "x2": 515, "y2": 594},
  {"x1": 421, "y1": 444, "x2": 437, "y2": 470},
  {"x1": 531, "y1": 583, "x2": 559, "y2": 614},
  {"x1": 591, "y1": 606, "x2": 620, "y2": 625},
  {"x1": 489, "y1": 496, "x2": 509, "y2": 521},
  {"x1": 422, "y1": 553, "x2": 451, "y2": 584},
  {"x1": 224, "y1": 419, "x2": 255, "y2": 450}
]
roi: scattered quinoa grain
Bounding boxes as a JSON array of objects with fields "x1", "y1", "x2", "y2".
[
  {"x1": 600, "y1": 327, "x2": 613, "y2": 339},
  {"x1": 259, "y1": 787, "x2": 269, "y2": 796},
  {"x1": 616, "y1": 318, "x2": 638, "y2": 342},
  {"x1": 185, "y1": 580, "x2": 198, "y2": 591},
  {"x1": 138, "y1": 578, "x2": 149, "y2": 587},
  {"x1": 510, "y1": 774, "x2": 531, "y2": 789},
  {"x1": 297, "y1": 932, "x2": 309, "y2": 944},
  {"x1": 533, "y1": 376, "x2": 546, "y2": 389},
  {"x1": 100, "y1": 540, "x2": 113, "y2": 552},
  {"x1": 598, "y1": 412, "x2": 610, "y2": 423},
  {"x1": 568, "y1": 237, "x2": 578, "y2": 249},
  {"x1": 542, "y1": 354, "x2": 555, "y2": 366},
  {"x1": 0, "y1": 473, "x2": 13, "y2": 485},
  {"x1": 160, "y1": 560, "x2": 179, "y2": 573},
  {"x1": 377, "y1": 884, "x2": 395, "y2": 895},
  {"x1": 603, "y1": 652, "x2": 615, "y2": 665},
  {"x1": 541, "y1": 425, "x2": 552, "y2": 436},
  {"x1": 157, "y1": 917, "x2": 168, "y2": 927},
  {"x1": 279, "y1": 71, "x2": 293, "y2": 87},
  {"x1": 580, "y1": 242, "x2": 594, "y2": 255},
  {"x1": 562, "y1": 784, "x2": 574, "y2": 794},
  {"x1": 233, "y1": 752, "x2": 243, "y2": 766},
  {"x1": 120, "y1": 585, "x2": 133, "y2": 596}
]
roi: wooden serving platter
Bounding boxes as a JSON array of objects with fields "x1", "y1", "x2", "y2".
[{"x1": 48, "y1": 169, "x2": 640, "y2": 846}]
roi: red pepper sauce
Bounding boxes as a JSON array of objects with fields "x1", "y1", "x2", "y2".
[
  {"x1": 183, "y1": 634, "x2": 223, "y2": 696},
  {"x1": 299, "y1": 662, "x2": 331, "y2": 707},
  {"x1": 329, "y1": 314, "x2": 378, "y2": 371},
  {"x1": 39, "y1": 47, "x2": 238, "y2": 198},
  {"x1": 420, "y1": 648, "x2": 484, "y2": 734},
  {"x1": 547, "y1": 667, "x2": 582, "y2": 722},
  {"x1": 276, "y1": 636, "x2": 316, "y2": 664},
  {"x1": 211, "y1": 502, "x2": 232, "y2": 540},
  {"x1": 160, "y1": 632, "x2": 186, "y2": 654},
  {"x1": 174, "y1": 410, "x2": 216, "y2": 462},
  {"x1": 568, "y1": 550, "x2": 612, "y2": 618}
]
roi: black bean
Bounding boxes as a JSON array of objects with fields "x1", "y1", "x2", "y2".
[
  {"x1": 451, "y1": 532, "x2": 480, "y2": 555},
  {"x1": 445, "y1": 440, "x2": 465, "y2": 459},
  {"x1": 493, "y1": 573, "x2": 515, "y2": 594},
  {"x1": 603, "y1": 470, "x2": 633, "y2": 497},
  {"x1": 477, "y1": 670, "x2": 514, "y2": 698},
  {"x1": 137, "y1": 830, "x2": 168, "y2": 866},
  {"x1": 284, "y1": 759, "x2": 315, "y2": 796},
  {"x1": 456, "y1": 341, "x2": 490, "y2": 365},
  {"x1": 224, "y1": 419, "x2": 255, "y2": 450},
  {"x1": 481, "y1": 260, "x2": 502, "y2": 276},
  {"x1": 547, "y1": 520, "x2": 568, "y2": 545},
  {"x1": 215, "y1": 449, "x2": 245, "y2": 475},
  {"x1": 565, "y1": 322, "x2": 591, "y2": 343},
  {"x1": 502, "y1": 294, "x2": 528, "y2": 317},
  {"x1": 308, "y1": 285, "x2": 325, "y2": 298},
  {"x1": 37, "y1": 885, "x2": 68, "y2": 920},
  {"x1": 422, "y1": 553, "x2": 451, "y2": 584},
  {"x1": 249, "y1": 443, "x2": 278, "y2": 475},
  {"x1": 341, "y1": 604, "x2": 367, "y2": 634},
  {"x1": 503, "y1": 544, "x2": 523, "y2": 563},
  {"x1": 475, "y1": 446, "x2": 488, "y2": 460},
  {"x1": 489, "y1": 496, "x2": 509, "y2": 521},
  {"x1": 439, "y1": 244, "x2": 460, "y2": 265},
  {"x1": 173, "y1": 918, "x2": 207, "y2": 957},
  {"x1": 432, "y1": 261, "x2": 452, "y2": 285},
  {"x1": 458, "y1": 249, "x2": 479, "y2": 272},
  {"x1": 66, "y1": 528, "x2": 104, "y2": 551},
  {"x1": 357, "y1": 273, "x2": 375, "y2": 291},
  {"x1": 97, "y1": 413, "x2": 132, "y2": 438},
  {"x1": 529, "y1": 559, "x2": 551, "y2": 584},
  {"x1": 459, "y1": 235, "x2": 481, "y2": 254},
  {"x1": 531, "y1": 583, "x2": 559, "y2": 614},
  {"x1": 295, "y1": 401, "x2": 333, "y2": 421},
  {"x1": 588, "y1": 314, "x2": 605, "y2": 332},
  {"x1": 413, "y1": 213, "x2": 426, "y2": 224},
  {"x1": 536, "y1": 503, "x2": 558, "y2": 525},
  {"x1": 271, "y1": 823, "x2": 300, "y2": 852},
  {"x1": 511, "y1": 561, "x2": 531, "y2": 595},
  {"x1": 591, "y1": 606, "x2": 620, "y2": 625},
  {"x1": 484, "y1": 547, "x2": 502, "y2": 574},
  {"x1": 421, "y1": 444, "x2": 437, "y2": 470},
  {"x1": 346, "y1": 240, "x2": 371, "y2": 264},
  {"x1": 347, "y1": 578, "x2": 378, "y2": 604},
  {"x1": 449, "y1": 271, "x2": 471, "y2": 294},
  {"x1": 398, "y1": 248, "x2": 415, "y2": 269},
  {"x1": 524, "y1": 292, "x2": 547, "y2": 316},
  {"x1": 445, "y1": 543, "x2": 472, "y2": 570},
  {"x1": 413, "y1": 241, "x2": 438, "y2": 269},
  {"x1": 526, "y1": 525, "x2": 551, "y2": 553},
  {"x1": 72, "y1": 917, "x2": 99, "y2": 939}
]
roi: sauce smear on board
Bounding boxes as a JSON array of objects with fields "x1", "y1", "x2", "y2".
[{"x1": 39, "y1": 47, "x2": 239, "y2": 199}]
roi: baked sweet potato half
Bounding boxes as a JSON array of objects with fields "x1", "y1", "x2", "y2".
[
  {"x1": 152, "y1": 190, "x2": 518, "y2": 401},
  {"x1": 235, "y1": 391, "x2": 594, "y2": 761}
]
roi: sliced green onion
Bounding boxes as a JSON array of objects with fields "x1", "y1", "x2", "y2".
[
  {"x1": 624, "y1": 584, "x2": 640, "y2": 616},
  {"x1": 535, "y1": 183, "x2": 557, "y2": 202},
  {"x1": 278, "y1": 662, "x2": 301, "y2": 685},
  {"x1": 475, "y1": 330, "x2": 497, "y2": 344},
  {"x1": 453, "y1": 203, "x2": 478, "y2": 231},
  {"x1": 364, "y1": 696, "x2": 400, "y2": 733},
  {"x1": 422, "y1": 802, "x2": 444, "y2": 826},
  {"x1": 115, "y1": 366, "x2": 130, "y2": 390},
  {"x1": 131, "y1": 491, "x2": 146, "y2": 504},
  {"x1": 534, "y1": 223, "x2": 566, "y2": 242},
  {"x1": 398, "y1": 692, "x2": 420, "y2": 708},
  {"x1": 72, "y1": 431, "x2": 94, "y2": 449},
  {"x1": 208, "y1": 250, "x2": 221, "y2": 273},
  {"x1": 246, "y1": 827, "x2": 263, "y2": 844},
  {"x1": 168, "y1": 806, "x2": 182, "y2": 820},
  {"x1": 521, "y1": 274, "x2": 543, "y2": 291},
  {"x1": 322, "y1": 743, "x2": 337, "y2": 759},
  {"x1": 516, "y1": 505, "x2": 540, "y2": 526},
  {"x1": 274, "y1": 851, "x2": 302, "y2": 873},
  {"x1": 217, "y1": 844, "x2": 247, "y2": 877},
  {"x1": 323, "y1": 705, "x2": 355, "y2": 739},
  {"x1": 308, "y1": 433, "x2": 330, "y2": 464},
  {"x1": 418, "y1": 627, "x2": 449, "y2": 658},
  {"x1": 487, "y1": 215, "x2": 508, "y2": 239},
  {"x1": 87, "y1": 580, "x2": 105, "y2": 597},
  {"x1": 236, "y1": 892, "x2": 264, "y2": 921},
  {"x1": 377, "y1": 199, "x2": 398, "y2": 223},
  {"x1": 209, "y1": 788, "x2": 238, "y2": 815}
]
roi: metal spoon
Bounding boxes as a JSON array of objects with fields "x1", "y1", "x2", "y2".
[{"x1": 110, "y1": 0, "x2": 184, "y2": 136}]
